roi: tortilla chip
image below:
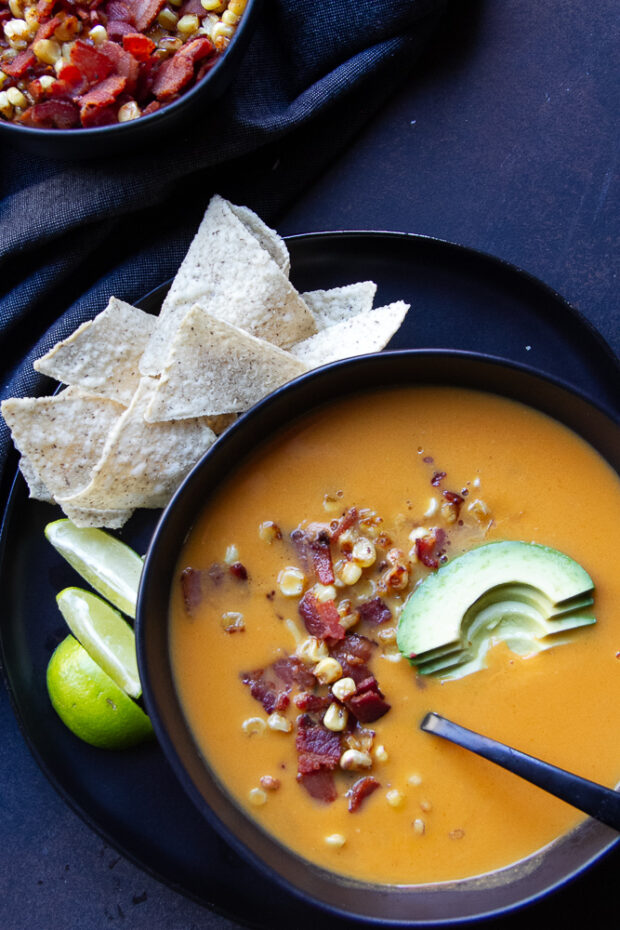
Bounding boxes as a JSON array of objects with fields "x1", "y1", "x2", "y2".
[
  {"x1": 145, "y1": 306, "x2": 308, "y2": 422},
  {"x1": 139, "y1": 195, "x2": 316, "y2": 375},
  {"x1": 302, "y1": 281, "x2": 377, "y2": 330},
  {"x1": 19, "y1": 455, "x2": 53, "y2": 502},
  {"x1": 2, "y1": 388, "x2": 133, "y2": 528},
  {"x1": 228, "y1": 202, "x2": 290, "y2": 277},
  {"x1": 34, "y1": 298, "x2": 155, "y2": 406},
  {"x1": 59, "y1": 378, "x2": 217, "y2": 511},
  {"x1": 289, "y1": 301, "x2": 410, "y2": 368}
]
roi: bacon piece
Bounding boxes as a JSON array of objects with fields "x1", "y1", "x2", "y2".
[
  {"x1": 53, "y1": 61, "x2": 86, "y2": 93},
  {"x1": 106, "y1": 0, "x2": 134, "y2": 21},
  {"x1": 100, "y1": 40, "x2": 139, "y2": 94},
  {"x1": 241, "y1": 668, "x2": 290, "y2": 715},
  {"x1": 107, "y1": 19, "x2": 135, "y2": 39},
  {"x1": 330, "y1": 633, "x2": 375, "y2": 682},
  {"x1": 133, "y1": 0, "x2": 166, "y2": 31},
  {"x1": 298, "y1": 770, "x2": 337, "y2": 803},
  {"x1": 298, "y1": 592, "x2": 345, "y2": 645},
  {"x1": 122, "y1": 32, "x2": 156, "y2": 62},
  {"x1": 33, "y1": 14, "x2": 63, "y2": 42},
  {"x1": 442, "y1": 490, "x2": 464, "y2": 517},
  {"x1": 291, "y1": 525, "x2": 335, "y2": 585},
  {"x1": 180, "y1": 567, "x2": 204, "y2": 614},
  {"x1": 296, "y1": 715, "x2": 341, "y2": 775},
  {"x1": 330, "y1": 506, "x2": 358, "y2": 541},
  {"x1": 180, "y1": 0, "x2": 209, "y2": 17},
  {"x1": 272, "y1": 655, "x2": 316, "y2": 690},
  {"x1": 153, "y1": 37, "x2": 214, "y2": 101},
  {"x1": 229, "y1": 561, "x2": 248, "y2": 580},
  {"x1": 415, "y1": 527, "x2": 446, "y2": 569},
  {"x1": 142, "y1": 99, "x2": 161, "y2": 115},
  {"x1": 79, "y1": 73, "x2": 126, "y2": 125},
  {"x1": 346, "y1": 776, "x2": 380, "y2": 812},
  {"x1": 357, "y1": 597, "x2": 392, "y2": 626},
  {"x1": 294, "y1": 692, "x2": 331, "y2": 713},
  {"x1": 431, "y1": 470, "x2": 446, "y2": 487},
  {"x1": 3, "y1": 49, "x2": 36, "y2": 79},
  {"x1": 37, "y1": 0, "x2": 56, "y2": 16},
  {"x1": 18, "y1": 98, "x2": 80, "y2": 128},
  {"x1": 71, "y1": 40, "x2": 115, "y2": 83},
  {"x1": 345, "y1": 676, "x2": 391, "y2": 724}
]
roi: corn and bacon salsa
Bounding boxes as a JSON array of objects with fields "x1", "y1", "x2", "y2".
[
  {"x1": 169, "y1": 386, "x2": 620, "y2": 885},
  {"x1": 0, "y1": 0, "x2": 247, "y2": 128}
]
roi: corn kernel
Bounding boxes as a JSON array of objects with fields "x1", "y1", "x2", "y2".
[
  {"x1": 118, "y1": 100, "x2": 141, "y2": 123},
  {"x1": 220, "y1": 611, "x2": 245, "y2": 632},
  {"x1": 323, "y1": 702, "x2": 348, "y2": 732},
  {"x1": 212, "y1": 20, "x2": 234, "y2": 41},
  {"x1": 32, "y1": 37, "x2": 61, "y2": 64},
  {"x1": 278, "y1": 566, "x2": 305, "y2": 597},
  {"x1": 413, "y1": 818, "x2": 425, "y2": 835},
  {"x1": 242, "y1": 717, "x2": 266, "y2": 736},
  {"x1": 467, "y1": 498, "x2": 490, "y2": 522},
  {"x1": 177, "y1": 13, "x2": 199, "y2": 34},
  {"x1": 38, "y1": 74, "x2": 56, "y2": 89},
  {"x1": 313, "y1": 657, "x2": 342, "y2": 685},
  {"x1": 408, "y1": 773, "x2": 422, "y2": 786},
  {"x1": 324, "y1": 833, "x2": 346, "y2": 848},
  {"x1": 248, "y1": 787, "x2": 267, "y2": 806},
  {"x1": 4, "y1": 19, "x2": 29, "y2": 42},
  {"x1": 351, "y1": 538, "x2": 376, "y2": 567},
  {"x1": 224, "y1": 543, "x2": 239, "y2": 564},
  {"x1": 267, "y1": 712, "x2": 292, "y2": 733},
  {"x1": 337, "y1": 599, "x2": 359, "y2": 630},
  {"x1": 313, "y1": 583, "x2": 337, "y2": 603},
  {"x1": 201, "y1": 0, "x2": 224, "y2": 9},
  {"x1": 221, "y1": 9, "x2": 240, "y2": 25},
  {"x1": 24, "y1": 7, "x2": 39, "y2": 29},
  {"x1": 420, "y1": 799, "x2": 432, "y2": 812},
  {"x1": 339, "y1": 561, "x2": 362, "y2": 586},
  {"x1": 295, "y1": 636, "x2": 329, "y2": 663},
  {"x1": 158, "y1": 8, "x2": 179, "y2": 29},
  {"x1": 258, "y1": 520, "x2": 281, "y2": 543},
  {"x1": 8, "y1": 0, "x2": 23, "y2": 17},
  {"x1": 386, "y1": 789, "x2": 404, "y2": 808},
  {"x1": 0, "y1": 71, "x2": 7, "y2": 89},
  {"x1": 284, "y1": 618, "x2": 304, "y2": 646},
  {"x1": 0, "y1": 91, "x2": 14, "y2": 118},
  {"x1": 88, "y1": 25, "x2": 108, "y2": 45},
  {"x1": 260, "y1": 775, "x2": 280, "y2": 791},
  {"x1": 374, "y1": 745, "x2": 389, "y2": 762},
  {"x1": 322, "y1": 493, "x2": 342, "y2": 513},
  {"x1": 377, "y1": 626, "x2": 397, "y2": 644},
  {"x1": 424, "y1": 498, "x2": 438, "y2": 517},
  {"x1": 228, "y1": 0, "x2": 247, "y2": 14},
  {"x1": 340, "y1": 749, "x2": 372, "y2": 771},
  {"x1": 6, "y1": 85, "x2": 27, "y2": 107},
  {"x1": 331, "y1": 676, "x2": 356, "y2": 701}
]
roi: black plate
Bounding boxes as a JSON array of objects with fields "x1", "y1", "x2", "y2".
[{"x1": 0, "y1": 233, "x2": 618, "y2": 929}]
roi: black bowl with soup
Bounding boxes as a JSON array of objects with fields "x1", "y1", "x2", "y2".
[{"x1": 137, "y1": 350, "x2": 620, "y2": 924}]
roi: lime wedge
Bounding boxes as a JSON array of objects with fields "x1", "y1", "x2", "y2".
[
  {"x1": 45, "y1": 519, "x2": 143, "y2": 618},
  {"x1": 47, "y1": 635, "x2": 152, "y2": 750},
  {"x1": 56, "y1": 587, "x2": 142, "y2": 698}
]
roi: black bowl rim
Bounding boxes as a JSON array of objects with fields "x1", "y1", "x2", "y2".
[
  {"x1": 0, "y1": 0, "x2": 259, "y2": 140},
  {"x1": 137, "y1": 348, "x2": 620, "y2": 926}
]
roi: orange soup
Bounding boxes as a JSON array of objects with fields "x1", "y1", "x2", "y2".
[{"x1": 169, "y1": 386, "x2": 620, "y2": 885}]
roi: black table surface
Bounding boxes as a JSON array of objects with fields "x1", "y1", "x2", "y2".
[{"x1": 1, "y1": 2, "x2": 618, "y2": 928}]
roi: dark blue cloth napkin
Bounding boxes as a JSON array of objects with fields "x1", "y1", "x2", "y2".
[{"x1": 0, "y1": 0, "x2": 445, "y2": 486}]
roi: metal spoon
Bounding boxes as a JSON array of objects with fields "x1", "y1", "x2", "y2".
[{"x1": 420, "y1": 712, "x2": 620, "y2": 832}]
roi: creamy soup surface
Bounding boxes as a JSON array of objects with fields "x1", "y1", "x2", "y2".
[{"x1": 169, "y1": 386, "x2": 620, "y2": 885}]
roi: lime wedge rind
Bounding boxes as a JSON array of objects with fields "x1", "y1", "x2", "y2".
[
  {"x1": 45, "y1": 519, "x2": 143, "y2": 618},
  {"x1": 56, "y1": 586, "x2": 142, "y2": 698}
]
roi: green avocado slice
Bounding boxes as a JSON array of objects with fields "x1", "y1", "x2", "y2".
[{"x1": 397, "y1": 541, "x2": 595, "y2": 680}]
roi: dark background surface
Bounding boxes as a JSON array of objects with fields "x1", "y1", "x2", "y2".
[{"x1": 1, "y1": 1, "x2": 618, "y2": 928}]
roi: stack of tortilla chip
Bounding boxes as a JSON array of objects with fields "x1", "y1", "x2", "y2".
[{"x1": 2, "y1": 196, "x2": 410, "y2": 529}]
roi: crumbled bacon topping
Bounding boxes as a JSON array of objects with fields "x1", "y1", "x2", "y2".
[
  {"x1": 346, "y1": 776, "x2": 381, "y2": 812},
  {"x1": 291, "y1": 524, "x2": 335, "y2": 585},
  {"x1": 415, "y1": 527, "x2": 447, "y2": 569},
  {"x1": 344, "y1": 676, "x2": 391, "y2": 724},
  {"x1": 296, "y1": 714, "x2": 341, "y2": 775},
  {"x1": 357, "y1": 596, "x2": 392, "y2": 625},
  {"x1": 298, "y1": 591, "x2": 345, "y2": 645}
]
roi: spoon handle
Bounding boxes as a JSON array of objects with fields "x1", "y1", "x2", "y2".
[{"x1": 421, "y1": 712, "x2": 620, "y2": 832}]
